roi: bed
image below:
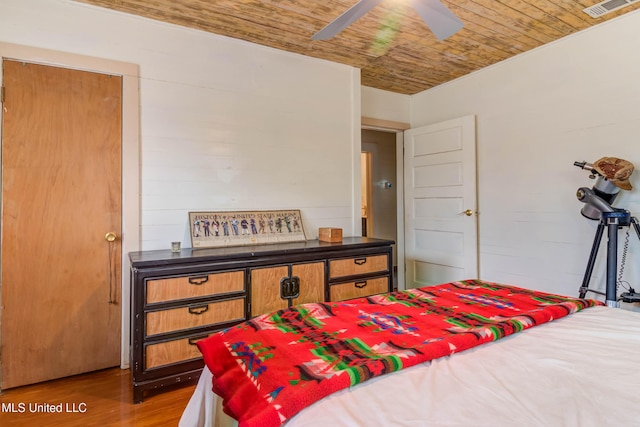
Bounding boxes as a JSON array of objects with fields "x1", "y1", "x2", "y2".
[{"x1": 179, "y1": 279, "x2": 640, "y2": 427}]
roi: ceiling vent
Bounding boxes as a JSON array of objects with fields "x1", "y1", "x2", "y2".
[{"x1": 583, "y1": 0, "x2": 639, "y2": 18}]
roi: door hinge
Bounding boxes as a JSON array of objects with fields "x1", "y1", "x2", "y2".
[{"x1": 0, "y1": 86, "x2": 5, "y2": 103}]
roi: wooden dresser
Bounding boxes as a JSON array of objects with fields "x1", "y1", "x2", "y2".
[{"x1": 129, "y1": 237, "x2": 394, "y2": 402}]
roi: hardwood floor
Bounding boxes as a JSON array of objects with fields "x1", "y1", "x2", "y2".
[{"x1": 0, "y1": 368, "x2": 195, "y2": 426}]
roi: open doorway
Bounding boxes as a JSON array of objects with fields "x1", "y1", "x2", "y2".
[
  {"x1": 361, "y1": 152, "x2": 373, "y2": 237},
  {"x1": 362, "y1": 129, "x2": 398, "y2": 288}
]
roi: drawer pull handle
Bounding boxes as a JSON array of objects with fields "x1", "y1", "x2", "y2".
[
  {"x1": 188, "y1": 334, "x2": 210, "y2": 346},
  {"x1": 188, "y1": 276, "x2": 209, "y2": 285},
  {"x1": 355, "y1": 281, "x2": 367, "y2": 289},
  {"x1": 188, "y1": 304, "x2": 209, "y2": 315},
  {"x1": 280, "y1": 276, "x2": 300, "y2": 300},
  {"x1": 354, "y1": 258, "x2": 367, "y2": 265}
]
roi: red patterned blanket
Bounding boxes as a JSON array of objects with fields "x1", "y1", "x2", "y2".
[{"x1": 197, "y1": 279, "x2": 602, "y2": 427}]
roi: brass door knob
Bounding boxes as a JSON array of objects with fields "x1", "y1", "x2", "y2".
[
  {"x1": 462, "y1": 209, "x2": 473, "y2": 216},
  {"x1": 105, "y1": 232, "x2": 118, "y2": 242}
]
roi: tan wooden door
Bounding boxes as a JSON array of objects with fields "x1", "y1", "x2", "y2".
[{"x1": 1, "y1": 60, "x2": 122, "y2": 389}]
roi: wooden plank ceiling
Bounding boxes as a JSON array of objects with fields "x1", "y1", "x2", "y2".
[{"x1": 75, "y1": 0, "x2": 640, "y2": 95}]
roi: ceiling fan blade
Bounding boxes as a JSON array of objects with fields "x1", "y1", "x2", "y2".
[
  {"x1": 312, "y1": 0, "x2": 385, "y2": 40},
  {"x1": 410, "y1": 0, "x2": 463, "y2": 41}
]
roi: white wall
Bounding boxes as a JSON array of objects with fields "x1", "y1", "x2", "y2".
[
  {"x1": 410, "y1": 10, "x2": 640, "y2": 306},
  {"x1": 0, "y1": 0, "x2": 360, "y2": 250},
  {"x1": 362, "y1": 86, "x2": 410, "y2": 123}
]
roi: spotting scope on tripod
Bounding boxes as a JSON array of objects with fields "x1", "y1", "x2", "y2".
[{"x1": 574, "y1": 157, "x2": 640, "y2": 307}]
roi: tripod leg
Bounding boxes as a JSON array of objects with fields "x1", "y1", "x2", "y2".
[
  {"x1": 579, "y1": 220, "x2": 605, "y2": 299},
  {"x1": 605, "y1": 218, "x2": 619, "y2": 305},
  {"x1": 631, "y1": 217, "x2": 640, "y2": 241}
]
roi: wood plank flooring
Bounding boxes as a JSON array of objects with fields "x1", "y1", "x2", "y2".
[{"x1": 0, "y1": 368, "x2": 195, "y2": 426}]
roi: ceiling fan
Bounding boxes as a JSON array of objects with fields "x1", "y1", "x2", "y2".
[{"x1": 312, "y1": 0, "x2": 463, "y2": 41}]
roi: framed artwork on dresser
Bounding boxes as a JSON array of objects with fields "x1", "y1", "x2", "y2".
[{"x1": 188, "y1": 209, "x2": 306, "y2": 248}]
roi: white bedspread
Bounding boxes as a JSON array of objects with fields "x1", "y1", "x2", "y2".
[{"x1": 180, "y1": 306, "x2": 640, "y2": 427}]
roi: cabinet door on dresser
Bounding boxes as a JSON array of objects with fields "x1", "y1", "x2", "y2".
[
  {"x1": 329, "y1": 254, "x2": 391, "y2": 301},
  {"x1": 250, "y1": 262, "x2": 324, "y2": 317}
]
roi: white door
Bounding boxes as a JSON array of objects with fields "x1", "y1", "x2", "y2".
[{"x1": 404, "y1": 115, "x2": 477, "y2": 288}]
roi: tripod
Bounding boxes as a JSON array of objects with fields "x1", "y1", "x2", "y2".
[{"x1": 579, "y1": 209, "x2": 640, "y2": 307}]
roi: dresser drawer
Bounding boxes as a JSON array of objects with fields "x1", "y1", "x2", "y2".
[
  {"x1": 146, "y1": 298, "x2": 245, "y2": 337},
  {"x1": 145, "y1": 333, "x2": 214, "y2": 370},
  {"x1": 329, "y1": 277, "x2": 389, "y2": 301},
  {"x1": 146, "y1": 270, "x2": 244, "y2": 304},
  {"x1": 329, "y1": 255, "x2": 388, "y2": 279}
]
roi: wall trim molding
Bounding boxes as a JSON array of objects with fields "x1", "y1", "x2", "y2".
[{"x1": 362, "y1": 116, "x2": 410, "y2": 131}]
